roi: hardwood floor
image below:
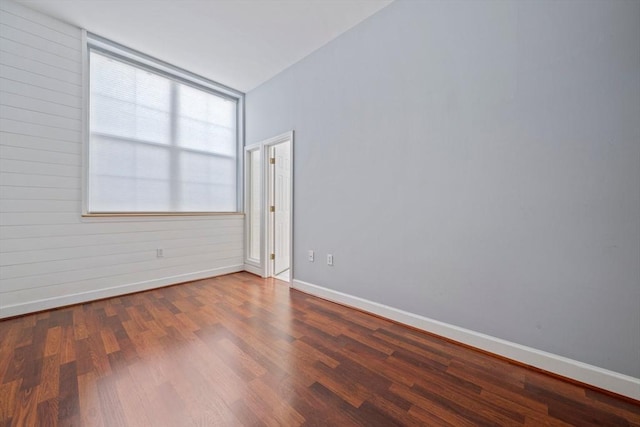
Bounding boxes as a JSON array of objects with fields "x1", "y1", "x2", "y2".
[{"x1": 1, "y1": 272, "x2": 638, "y2": 426}]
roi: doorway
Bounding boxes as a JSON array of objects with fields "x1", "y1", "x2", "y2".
[
  {"x1": 244, "y1": 131, "x2": 293, "y2": 282},
  {"x1": 269, "y1": 140, "x2": 291, "y2": 281}
]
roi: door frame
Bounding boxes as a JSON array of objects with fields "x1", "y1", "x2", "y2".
[{"x1": 243, "y1": 131, "x2": 294, "y2": 282}]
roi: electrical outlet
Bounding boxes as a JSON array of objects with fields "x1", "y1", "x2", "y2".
[
  {"x1": 327, "y1": 254, "x2": 333, "y2": 266},
  {"x1": 156, "y1": 248, "x2": 164, "y2": 258},
  {"x1": 308, "y1": 250, "x2": 314, "y2": 262}
]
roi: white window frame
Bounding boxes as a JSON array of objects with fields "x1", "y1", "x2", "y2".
[{"x1": 81, "y1": 30, "x2": 245, "y2": 216}]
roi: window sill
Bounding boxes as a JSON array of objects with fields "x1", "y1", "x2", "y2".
[
  {"x1": 82, "y1": 212, "x2": 244, "y2": 217},
  {"x1": 80, "y1": 212, "x2": 244, "y2": 222}
]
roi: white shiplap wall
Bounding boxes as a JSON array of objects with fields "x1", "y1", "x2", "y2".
[{"x1": 0, "y1": 0, "x2": 244, "y2": 318}]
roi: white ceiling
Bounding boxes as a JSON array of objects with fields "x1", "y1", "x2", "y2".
[{"x1": 16, "y1": 0, "x2": 393, "y2": 92}]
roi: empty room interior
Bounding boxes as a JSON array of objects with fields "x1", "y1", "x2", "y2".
[{"x1": 0, "y1": 0, "x2": 639, "y2": 425}]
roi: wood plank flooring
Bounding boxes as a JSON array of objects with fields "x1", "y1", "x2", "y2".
[{"x1": 1, "y1": 272, "x2": 638, "y2": 426}]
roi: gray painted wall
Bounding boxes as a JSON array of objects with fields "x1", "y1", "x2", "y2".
[{"x1": 246, "y1": 0, "x2": 640, "y2": 377}]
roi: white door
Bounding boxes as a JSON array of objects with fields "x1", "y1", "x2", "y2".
[{"x1": 273, "y1": 141, "x2": 291, "y2": 275}]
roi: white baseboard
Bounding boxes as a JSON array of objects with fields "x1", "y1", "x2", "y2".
[
  {"x1": 292, "y1": 278, "x2": 640, "y2": 401},
  {"x1": 243, "y1": 263, "x2": 265, "y2": 277},
  {"x1": 0, "y1": 264, "x2": 244, "y2": 319}
]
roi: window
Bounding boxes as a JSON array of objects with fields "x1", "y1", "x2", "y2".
[{"x1": 86, "y1": 35, "x2": 242, "y2": 213}]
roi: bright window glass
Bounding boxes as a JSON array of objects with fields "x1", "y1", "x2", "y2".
[{"x1": 88, "y1": 50, "x2": 238, "y2": 213}]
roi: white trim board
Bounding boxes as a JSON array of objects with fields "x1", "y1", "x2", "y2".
[
  {"x1": 243, "y1": 263, "x2": 264, "y2": 277},
  {"x1": 0, "y1": 264, "x2": 244, "y2": 319},
  {"x1": 292, "y1": 278, "x2": 640, "y2": 401}
]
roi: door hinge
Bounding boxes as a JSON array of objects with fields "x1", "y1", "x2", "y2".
[
  {"x1": 270, "y1": 157, "x2": 275, "y2": 164},
  {"x1": 270, "y1": 253, "x2": 275, "y2": 260},
  {"x1": 270, "y1": 205, "x2": 275, "y2": 212}
]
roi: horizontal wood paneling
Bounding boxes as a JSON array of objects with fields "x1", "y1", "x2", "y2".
[
  {"x1": 2, "y1": 259, "x2": 243, "y2": 307},
  {"x1": 0, "y1": 37, "x2": 81, "y2": 72},
  {"x1": 0, "y1": 64, "x2": 82, "y2": 97},
  {"x1": 1, "y1": 234, "x2": 243, "y2": 279},
  {"x1": 0, "y1": 9, "x2": 80, "y2": 50},
  {"x1": 0, "y1": 105, "x2": 81, "y2": 131},
  {"x1": 0, "y1": 50, "x2": 81, "y2": 84},
  {"x1": 0, "y1": 0, "x2": 244, "y2": 318},
  {"x1": 0, "y1": 186, "x2": 80, "y2": 201},
  {"x1": 0, "y1": 223, "x2": 243, "y2": 252},
  {"x1": 0, "y1": 91, "x2": 82, "y2": 120},
  {"x1": 0, "y1": 78, "x2": 80, "y2": 107},
  {"x1": 0, "y1": 23, "x2": 81, "y2": 61},
  {"x1": 0, "y1": 118, "x2": 81, "y2": 142},
  {"x1": 0, "y1": 216, "x2": 243, "y2": 239},
  {"x1": 0, "y1": 159, "x2": 81, "y2": 177},
  {"x1": 0, "y1": 173, "x2": 80, "y2": 190},
  {"x1": 1, "y1": 234, "x2": 243, "y2": 266},
  {"x1": 0, "y1": 140, "x2": 81, "y2": 159},
  {"x1": 0, "y1": 132, "x2": 81, "y2": 154},
  {"x1": 0, "y1": 212, "x2": 83, "y2": 226},
  {"x1": 1, "y1": 244, "x2": 243, "y2": 292},
  {"x1": 0, "y1": 199, "x2": 80, "y2": 214},
  {"x1": 0, "y1": 0, "x2": 80, "y2": 37}
]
